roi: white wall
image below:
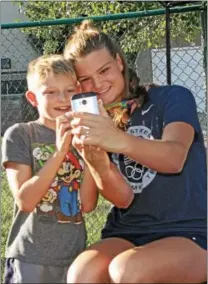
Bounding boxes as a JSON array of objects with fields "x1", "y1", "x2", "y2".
[{"x1": 1, "y1": 1, "x2": 27, "y2": 23}]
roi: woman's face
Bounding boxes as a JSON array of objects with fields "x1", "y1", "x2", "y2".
[{"x1": 74, "y1": 48, "x2": 125, "y2": 105}]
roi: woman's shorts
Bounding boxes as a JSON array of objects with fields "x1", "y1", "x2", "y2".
[{"x1": 102, "y1": 232, "x2": 207, "y2": 250}]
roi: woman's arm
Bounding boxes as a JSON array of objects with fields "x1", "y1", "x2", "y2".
[
  {"x1": 119, "y1": 121, "x2": 194, "y2": 173},
  {"x1": 71, "y1": 111, "x2": 194, "y2": 174},
  {"x1": 80, "y1": 165, "x2": 98, "y2": 213}
]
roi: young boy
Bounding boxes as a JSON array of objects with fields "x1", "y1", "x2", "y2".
[{"x1": 1, "y1": 54, "x2": 98, "y2": 283}]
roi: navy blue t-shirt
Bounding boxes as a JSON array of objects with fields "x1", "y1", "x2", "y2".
[{"x1": 102, "y1": 85, "x2": 207, "y2": 238}]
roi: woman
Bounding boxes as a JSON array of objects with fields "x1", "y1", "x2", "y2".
[{"x1": 63, "y1": 20, "x2": 207, "y2": 283}]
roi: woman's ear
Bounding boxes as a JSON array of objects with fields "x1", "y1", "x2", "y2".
[
  {"x1": 25, "y1": 91, "x2": 38, "y2": 107},
  {"x1": 115, "y1": 53, "x2": 124, "y2": 72}
]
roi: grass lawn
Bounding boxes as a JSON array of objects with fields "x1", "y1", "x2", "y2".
[{"x1": 1, "y1": 171, "x2": 111, "y2": 281}]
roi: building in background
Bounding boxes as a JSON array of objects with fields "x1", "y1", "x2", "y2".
[
  {"x1": 1, "y1": 2, "x2": 39, "y2": 134},
  {"x1": 136, "y1": 34, "x2": 207, "y2": 135}
]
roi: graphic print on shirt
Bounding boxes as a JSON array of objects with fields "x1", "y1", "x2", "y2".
[
  {"x1": 112, "y1": 125, "x2": 157, "y2": 193},
  {"x1": 32, "y1": 144, "x2": 84, "y2": 223}
]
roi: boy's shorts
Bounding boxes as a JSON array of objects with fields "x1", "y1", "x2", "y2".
[{"x1": 4, "y1": 258, "x2": 69, "y2": 283}]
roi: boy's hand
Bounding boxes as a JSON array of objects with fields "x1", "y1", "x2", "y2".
[
  {"x1": 56, "y1": 114, "x2": 72, "y2": 154},
  {"x1": 72, "y1": 135, "x2": 110, "y2": 177}
]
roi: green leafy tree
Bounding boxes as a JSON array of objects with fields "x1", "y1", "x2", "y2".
[{"x1": 16, "y1": 1, "x2": 201, "y2": 55}]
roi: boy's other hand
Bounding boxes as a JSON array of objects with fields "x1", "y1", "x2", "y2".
[
  {"x1": 56, "y1": 114, "x2": 72, "y2": 154},
  {"x1": 72, "y1": 135, "x2": 110, "y2": 177}
]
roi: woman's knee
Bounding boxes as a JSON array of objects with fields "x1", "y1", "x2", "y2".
[
  {"x1": 108, "y1": 239, "x2": 207, "y2": 284},
  {"x1": 109, "y1": 255, "x2": 137, "y2": 283},
  {"x1": 67, "y1": 250, "x2": 111, "y2": 283},
  {"x1": 109, "y1": 253, "x2": 154, "y2": 283}
]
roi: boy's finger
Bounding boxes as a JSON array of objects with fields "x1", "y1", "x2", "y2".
[
  {"x1": 56, "y1": 114, "x2": 68, "y2": 128},
  {"x1": 57, "y1": 121, "x2": 70, "y2": 129},
  {"x1": 65, "y1": 111, "x2": 74, "y2": 121},
  {"x1": 72, "y1": 135, "x2": 83, "y2": 148},
  {"x1": 63, "y1": 130, "x2": 72, "y2": 142},
  {"x1": 59, "y1": 123, "x2": 71, "y2": 137},
  {"x1": 70, "y1": 118, "x2": 81, "y2": 128}
]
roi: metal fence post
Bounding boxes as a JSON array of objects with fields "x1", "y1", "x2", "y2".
[
  {"x1": 165, "y1": 2, "x2": 172, "y2": 85},
  {"x1": 201, "y1": 2, "x2": 207, "y2": 115},
  {"x1": 201, "y1": 2, "x2": 207, "y2": 90},
  {"x1": 160, "y1": 1, "x2": 172, "y2": 85}
]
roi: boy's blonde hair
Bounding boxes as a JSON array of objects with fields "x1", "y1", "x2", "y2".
[
  {"x1": 64, "y1": 20, "x2": 129, "y2": 97},
  {"x1": 27, "y1": 54, "x2": 76, "y2": 91}
]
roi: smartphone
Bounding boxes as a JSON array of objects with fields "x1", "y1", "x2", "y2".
[{"x1": 71, "y1": 92, "x2": 99, "y2": 115}]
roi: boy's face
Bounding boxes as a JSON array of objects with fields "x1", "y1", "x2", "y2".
[{"x1": 26, "y1": 72, "x2": 80, "y2": 128}]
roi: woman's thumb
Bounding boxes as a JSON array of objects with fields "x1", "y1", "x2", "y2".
[{"x1": 98, "y1": 99, "x2": 108, "y2": 117}]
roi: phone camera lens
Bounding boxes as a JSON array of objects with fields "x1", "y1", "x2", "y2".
[{"x1": 82, "y1": 99, "x2": 87, "y2": 105}]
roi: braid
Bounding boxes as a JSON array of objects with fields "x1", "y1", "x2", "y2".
[{"x1": 128, "y1": 67, "x2": 159, "y2": 107}]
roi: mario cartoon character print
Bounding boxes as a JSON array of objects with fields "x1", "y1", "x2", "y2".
[
  {"x1": 56, "y1": 152, "x2": 83, "y2": 223},
  {"x1": 32, "y1": 144, "x2": 84, "y2": 224}
]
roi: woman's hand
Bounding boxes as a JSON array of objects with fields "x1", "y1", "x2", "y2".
[
  {"x1": 56, "y1": 114, "x2": 72, "y2": 155},
  {"x1": 70, "y1": 101, "x2": 126, "y2": 153}
]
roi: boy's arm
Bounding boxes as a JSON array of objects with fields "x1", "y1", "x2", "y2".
[
  {"x1": 79, "y1": 165, "x2": 98, "y2": 213},
  {"x1": 5, "y1": 151, "x2": 66, "y2": 212},
  {"x1": 4, "y1": 114, "x2": 73, "y2": 213}
]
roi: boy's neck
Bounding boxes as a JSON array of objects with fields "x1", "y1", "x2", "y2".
[{"x1": 37, "y1": 117, "x2": 56, "y2": 130}]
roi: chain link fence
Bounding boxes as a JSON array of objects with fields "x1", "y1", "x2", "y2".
[{"x1": 1, "y1": 5, "x2": 207, "y2": 277}]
